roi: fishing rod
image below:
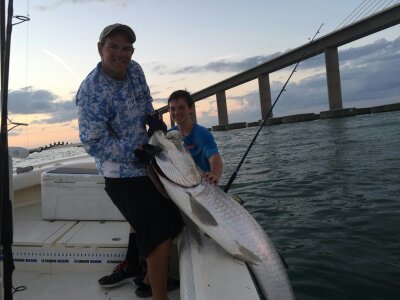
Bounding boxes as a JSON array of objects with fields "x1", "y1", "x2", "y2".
[
  {"x1": 224, "y1": 23, "x2": 324, "y2": 193},
  {"x1": 1, "y1": 1, "x2": 30, "y2": 299},
  {"x1": 1, "y1": 0, "x2": 14, "y2": 295},
  {"x1": 0, "y1": 0, "x2": 13, "y2": 249}
]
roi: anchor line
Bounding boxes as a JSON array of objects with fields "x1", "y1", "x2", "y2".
[{"x1": 224, "y1": 23, "x2": 324, "y2": 193}]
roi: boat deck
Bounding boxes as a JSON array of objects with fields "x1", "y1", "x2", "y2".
[
  {"x1": 12, "y1": 201, "x2": 180, "y2": 300},
  {"x1": 11, "y1": 165, "x2": 261, "y2": 300},
  {"x1": 14, "y1": 270, "x2": 171, "y2": 300}
]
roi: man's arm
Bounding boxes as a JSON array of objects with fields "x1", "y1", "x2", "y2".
[
  {"x1": 77, "y1": 87, "x2": 139, "y2": 163},
  {"x1": 203, "y1": 153, "x2": 223, "y2": 185}
]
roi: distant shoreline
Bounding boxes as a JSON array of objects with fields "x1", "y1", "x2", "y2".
[{"x1": 211, "y1": 102, "x2": 400, "y2": 131}]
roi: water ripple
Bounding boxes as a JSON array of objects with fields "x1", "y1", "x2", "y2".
[{"x1": 216, "y1": 111, "x2": 400, "y2": 299}]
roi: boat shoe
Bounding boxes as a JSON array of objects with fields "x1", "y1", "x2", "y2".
[{"x1": 98, "y1": 260, "x2": 143, "y2": 288}]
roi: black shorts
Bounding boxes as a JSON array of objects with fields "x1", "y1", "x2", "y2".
[{"x1": 104, "y1": 176, "x2": 183, "y2": 258}]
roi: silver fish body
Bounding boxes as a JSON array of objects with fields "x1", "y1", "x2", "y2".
[{"x1": 149, "y1": 131, "x2": 295, "y2": 300}]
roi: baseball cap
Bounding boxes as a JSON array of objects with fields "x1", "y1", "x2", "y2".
[{"x1": 99, "y1": 24, "x2": 136, "y2": 43}]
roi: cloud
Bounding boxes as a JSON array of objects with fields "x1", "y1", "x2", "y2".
[
  {"x1": 35, "y1": 0, "x2": 127, "y2": 11},
  {"x1": 8, "y1": 128, "x2": 23, "y2": 136},
  {"x1": 8, "y1": 87, "x2": 59, "y2": 114},
  {"x1": 298, "y1": 37, "x2": 400, "y2": 70},
  {"x1": 8, "y1": 86, "x2": 77, "y2": 124},
  {"x1": 35, "y1": 100, "x2": 77, "y2": 124},
  {"x1": 169, "y1": 77, "x2": 185, "y2": 84},
  {"x1": 167, "y1": 36, "x2": 400, "y2": 77},
  {"x1": 153, "y1": 97, "x2": 168, "y2": 108},
  {"x1": 152, "y1": 64, "x2": 169, "y2": 73},
  {"x1": 166, "y1": 52, "x2": 282, "y2": 75}
]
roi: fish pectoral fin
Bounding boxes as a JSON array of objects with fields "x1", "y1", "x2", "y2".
[
  {"x1": 233, "y1": 242, "x2": 262, "y2": 265},
  {"x1": 189, "y1": 196, "x2": 218, "y2": 227}
]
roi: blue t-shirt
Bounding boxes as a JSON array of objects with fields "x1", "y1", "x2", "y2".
[{"x1": 172, "y1": 124, "x2": 219, "y2": 172}]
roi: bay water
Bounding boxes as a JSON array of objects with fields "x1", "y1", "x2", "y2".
[
  {"x1": 13, "y1": 111, "x2": 400, "y2": 299},
  {"x1": 215, "y1": 111, "x2": 400, "y2": 300}
]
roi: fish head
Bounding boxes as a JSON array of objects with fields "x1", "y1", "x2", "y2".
[
  {"x1": 149, "y1": 130, "x2": 177, "y2": 151},
  {"x1": 149, "y1": 130, "x2": 202, "y2": 187}
]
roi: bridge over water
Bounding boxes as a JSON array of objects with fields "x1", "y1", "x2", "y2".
[{"x1": 157, "y1": 4, "x2": 400, "y2": 129}]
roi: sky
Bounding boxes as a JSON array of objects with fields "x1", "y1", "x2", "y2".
[{"x1": 4, "y1": 0, "x2": 400, "y2": 148}]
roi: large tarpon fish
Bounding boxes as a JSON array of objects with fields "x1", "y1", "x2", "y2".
[{"x1": 149, "y1": 130, "x2": 295, "y2": 300}]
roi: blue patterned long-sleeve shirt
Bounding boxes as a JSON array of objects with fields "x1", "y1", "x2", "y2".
[{"x1": 76, "y1": 61, "x2": 154, "y2": 178}]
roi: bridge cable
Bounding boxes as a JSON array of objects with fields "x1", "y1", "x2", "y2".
[
  {"x1": 223, "y1": 23, "x2": 324, "y2": 193},
  {"x1": 360, "y1": 0, "x2": 386, "y2": 19},
  {"x1": 335, "y1": 0, "x2": 369, "y2": 30},
  {"x1": 367, "y1": 0, "x2": 399, "y2": 18},
  {"x1": 341, "y1": 0, "x2": 374, "y2": 28},
  {"x1": 373, "y1": 0, "x2": 398, "y2": 14},
  {"x1": 345, "y1": 0, "x2": 377, "y2": 27},
  {"x1": 386, "y1": 0, "x2": 398, "y2": 8},
  {"x1": 373, "y1": 0, "x2": 391, "y2": 13},
  {"x1": 340, "y1": 0, "x2": 399, "y2": 29}
]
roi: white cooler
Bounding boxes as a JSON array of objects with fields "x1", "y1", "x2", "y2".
[{"x1": 41, "y1": 167, "x2": 124, "y2": 221}]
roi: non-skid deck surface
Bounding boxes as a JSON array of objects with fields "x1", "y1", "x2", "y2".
[
  {"x1": 13, "y1": 202, "x2": 180, "y2": 299},
  {"x1": 14, "y1": 220, "x2": 76, "y2": 246},
  {"x1": 13, "y1": 202, "x2": 130, "y2": 271},
  {"x1": 14, "y1": 202, "x2": 129, "y2": 248},
  {"x1": 57, "y1": 221, "x2": 130, "y2": 247},
  {"x1": 13, "y1": 270, "x2": 180, "y2": 300}
]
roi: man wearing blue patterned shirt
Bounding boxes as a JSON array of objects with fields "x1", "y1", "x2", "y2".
[{"x1": 76, "y1": 24, "x2": 182, "y2": 300}]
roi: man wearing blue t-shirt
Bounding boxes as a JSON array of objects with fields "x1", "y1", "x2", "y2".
[{"x1": 168, "y1": 90, "x2": 223, "y2": 186}]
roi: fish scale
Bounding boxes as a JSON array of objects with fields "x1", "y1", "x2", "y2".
[{"x1": 150, "y1": 130, "x2": 295, "y2": 300}]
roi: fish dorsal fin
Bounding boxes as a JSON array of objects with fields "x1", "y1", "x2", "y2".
[
  {"x1": 233, "y1": 241, "x2": 262, "y2": 265},
  {"x1": 189, "y1": 196, "x2": 218, "y2": 227}
]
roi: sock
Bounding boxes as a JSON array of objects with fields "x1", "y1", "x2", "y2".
[{"x1": 125, "y1": 233, "x2": 140, "y2": 270}]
